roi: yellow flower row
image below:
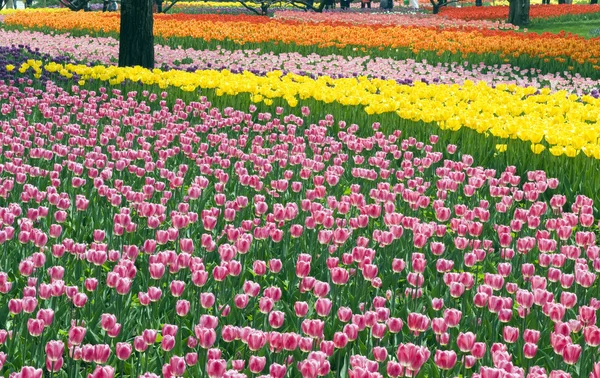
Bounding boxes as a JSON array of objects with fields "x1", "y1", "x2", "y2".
[
  {"x1": 14, "y1": 61, "x2": 600, "y2": 159},
  {"x1": 175, "y1": 1, "x2": 319, "y2": 7},
  {"x1": 0, "y1": 7, "x2": 66, "y2": 14}
]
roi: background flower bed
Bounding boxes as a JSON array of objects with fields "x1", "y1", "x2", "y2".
[
  {"x1": 438, "y1": 4, "x2": 600, "y2": 21},
  {"x1": 272, "y1": 10, "x2": 518, "y2": 29},
  {"x1": 3, "y1": 11, "x2": 600, "y2": 79}
]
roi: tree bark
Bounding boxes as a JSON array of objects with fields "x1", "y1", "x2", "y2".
[
  {"x1": 508, "y1": 0, "x2": 530, "y2": 27},
  {"x1": 119, "y1": 0, "x2": 155, "y2": 69}
]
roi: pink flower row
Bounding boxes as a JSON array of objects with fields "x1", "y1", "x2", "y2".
[
  {"x1": 0, "y1": 77, "x2": 600, "y2": 378},
  {"x1": 273, "y1": 10, "x2": 518, "y2": 29}
]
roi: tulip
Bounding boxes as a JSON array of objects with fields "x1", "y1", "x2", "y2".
[
  {"x1": 46, "y1": 357, "x2": 63, "y2": 372},
  {"x1": 170, "y1": 280, "x2": 185, "y2": 297},
  {"x1": 89, "y1": 366, "x2": 115, "y2": 378},
  {"x1": 295, "y1": 301, "x2": 309, "y2": 317},
  {"x1": 249, "y1": 356, "x2": 267, "y2": 373},
  {"x1": 134, "y1": 336, "x2": 148, "y2": 352},
  {"x1": 270, "y1": 363, "x2": 287, "y2": 378},
  {"x1": 45, "y1": 340, "x2": 64, "y2": 362},
  {"x1": 562, "y1": 344, "x2": 582, "y2": 364},
  {"x1": 206, "y1": 359, "x2": 227, "y2": 378},
  {"x1": 100, "y1": 313, "x2": 117, "y2": 331},
  {"x1": 161, "y1": 335, "x2": 176, "y2": 351},
  {"x1": 434, "y1": 350, "x2": 457, "y2": 370},
  {"x1": 185, "y1": 352, "x2": 198, "y2": 366},
  {"x1": 315, "y1": 299, "x2": 332, "y2": 317},
  {"x1": 169, "y1": 355, "x2": 186, "y2": 376},
  {"x1": 269, "y1": 311, "x2": 285, "y2": 328},
  {"x1": 200, "y1": 292, "x2": 215, "y2": 308},
  {"x1": 22, "y1": 297, "x2": 37, "y2": 313},
  {"x1": 373, "y1": 346, "x2": 388, "y2": 362},
  {"x1": 503, "y1": 326, "x2": 519, "y2": 343},
  {"x1": 195, "y1": 327, "x2": 217, "y2": 349},
  {"x1": 457, "y1": 332, "x2": 476, "y2": 352},
  {"x1": 116, "y1": 342, "x2": 132, "y2": 360},
  {"x1": 27, "y1": 319, "x2": 44, "y2": 337}
]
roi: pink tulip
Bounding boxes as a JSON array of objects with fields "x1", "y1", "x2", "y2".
[
  {"x1": 315, "y1": 298, "x2": 332, "y2": 317},
  {"x1": 115, "y1": 342, "x2": 132, "y2": 360},
  {"x1": 200, "y1": 292, "x2": 215, "y2": 308},
  {"x1": 457, "y1": 332, "x2": 476, "y2": 352},
  {"x1": 168, "y1": 355, "x2": 186, "y2": 376},
  {"x1": 89, "y1": 366, "x2": 115, "y2": 378},
  {"x1": 562, "y1": 344, "x2": 582, "y2": 364},
  {"x1": 269, "y1": 311, "x2": 285, "y2": 328},
  {"x1": 93, "y1": 344, "x2": 111, "y2": 364},
  {"x1": 249, "y1": 356, "x2": 267, "y2": 373},
  {"x1": 434, "y1": 350, "x2": 457, "y2": 370},
  {"x1": 45, "y1": 357, "x2": 63, "y2": 372},
  {"x1": 503, "y1": 326, "x2": 519, "y2": 343},
  {"x1": 45, "y1": 340, "x2": 64, "y2": 361},
  {"x1": 270, "y1": 363, "x2": 287, "y2": 378},
  {"x1": 195, "y1": 327, "x2": 217, "y2": 349},
  {"x1": 206, "y1": 359, "x2": 227, "y2": 378},
  {"x1": 134, "y1": 336, "x2": 148, "y2": 352},
  {"x1": 27, "y1": 319, "x2": 44, "y2": 337}
]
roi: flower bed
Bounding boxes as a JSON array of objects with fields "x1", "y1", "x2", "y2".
[
  {"x1": 4, "y1": 11, "x2": 600, "y2": 78},
  {"x1": 1, "y1": 75, "x2": 600, "y2": 378},
  {"x1": 11, "y1": 60, "x2": 600, "y2": 161},
  {"x1": 273, "y1": 10, "x2": 517, "y2": 29},
  {"x1": 2, "y1": 5, "x2": 600, "y2": 378},
  {"x1": 438, "y1": 4, "x2": 600, "y2": 21}
]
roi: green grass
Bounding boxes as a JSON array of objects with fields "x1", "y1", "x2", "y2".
[{"x1": 526, "y1": 19, "x2": 600, "y2": 37}]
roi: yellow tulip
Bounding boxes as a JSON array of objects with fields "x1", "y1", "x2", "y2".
[{"x1": 530, "y1": 144, "x2": 546, "y2": 154}]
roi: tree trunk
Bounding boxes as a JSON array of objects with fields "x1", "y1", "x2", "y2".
[
  {"x1": 592, "y1": 0, "x2": 598, "y2": 4},
  {"x1": 119, "y1": 0, "x2": 155, "y2": 69},
  {"x1": 508, "y1": 0, "x2": 530, "y2": 27},
  {"x1": 432, "y1": 2, "x2": 439, "y2": 13}
]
